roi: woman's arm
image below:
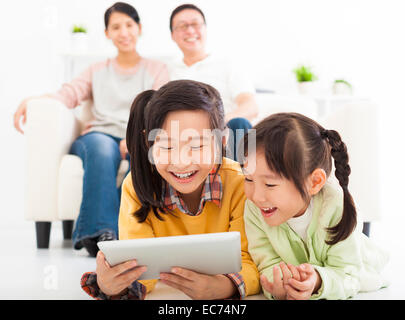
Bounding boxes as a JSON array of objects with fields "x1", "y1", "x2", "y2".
[
  {"x1": 50, "y1": 65, "x2": 94, "y2": 109},
  {"x1": 14, "y1": 94, "x2": 59, "y2": 133}
]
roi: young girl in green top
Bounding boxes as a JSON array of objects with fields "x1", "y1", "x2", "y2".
[{"x1": 241, "y1": 112, "x2": 389, "y2": 300}]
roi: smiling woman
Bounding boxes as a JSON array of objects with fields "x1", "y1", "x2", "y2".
[
  {"x1": 12, "y1": 1, "x2": 169, "y2": 256},
  {"x1": 104, "y1": 2, "x2": 142, "y2": 67}
]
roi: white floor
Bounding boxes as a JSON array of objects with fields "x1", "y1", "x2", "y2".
[{"x1": 0, "y1": 216, "x2": 403, "y2": 300}]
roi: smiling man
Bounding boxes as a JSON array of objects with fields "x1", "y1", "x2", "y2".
[{"x1": 167, "y1": 4, "x2": 259, "y2": 160}]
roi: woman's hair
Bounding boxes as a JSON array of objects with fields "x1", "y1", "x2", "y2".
[
  {"x1": 104, "y1": 2, "x2": 140, "y2": 29},
  {"x1": 241, "y1": 112, "x2": 357, "y2": 245},
  {"x1": 169, "y1": 4, "x2": 206, "y2": 32},
  {"x1": 126, "y1": 80, "x2": 225, "y2": 223}
]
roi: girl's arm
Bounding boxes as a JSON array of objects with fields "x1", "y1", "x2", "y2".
[
  {"x1": 80, "y1": 174, "x2": 158, "y2": 300},
  {"x1": 225, "y1": 92, "x2": 259, "y2": 122},
  {"x1": 243, "y1": 200, "x2": 283, "y2": 300},
  {"x1": 81, "y1": 252, "x2": 147, "y2": 300},
  {"x1": 227, "y1": 187, "x2": 261, "y2": 298},
  {"x1": 117, "y1": 174, "x2": 159, "y2": 295},
  {"x1": 160, "y1": 181, "x2": 261, "y2": 300},
  {"x1": 309, "y1": 233, "x2": 364, "y2": 300}
]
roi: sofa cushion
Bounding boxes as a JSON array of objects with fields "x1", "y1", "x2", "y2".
[{"x1": 57, "y1": 154, "x2": 129, "y2": 220}]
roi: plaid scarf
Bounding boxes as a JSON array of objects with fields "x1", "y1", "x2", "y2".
[{"x1": 163, "y1": 169, "x2": 222, "y2": 216}]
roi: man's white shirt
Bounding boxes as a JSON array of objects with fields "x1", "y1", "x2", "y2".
[{"x1": 166, "y1": 54, "x2": 255, "y2": 115}]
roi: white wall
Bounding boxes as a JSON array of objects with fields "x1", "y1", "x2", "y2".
[
  {"x1": 1, "y1": 0, "x2": 404, "y2": 233},
  {"x1": 3, "y1": 0, "x2": 404, "y2": 93}
]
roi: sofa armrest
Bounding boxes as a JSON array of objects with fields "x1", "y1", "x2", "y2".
[
  {"x1": 24, "y1": 98, "x2": 81, "y2": 221},
  {"x1": 252, "y1": 93, "x2": 319, "y2": 125},
  {"x1": 319, "y1": 102, "x2": 382, "y2": 222}
]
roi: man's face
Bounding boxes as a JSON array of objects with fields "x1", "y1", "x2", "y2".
[{"x1": 171, "y1": 9, "x2": 207, "y2": 56}]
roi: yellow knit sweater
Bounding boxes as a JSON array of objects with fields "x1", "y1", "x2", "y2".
[{"x1": 118, "y1": 157, "x2": 260, "y2": 297}]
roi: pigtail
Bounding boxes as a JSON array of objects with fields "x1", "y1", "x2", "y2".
[
  {"x1": 322, "y1": 129, "x2": 357, "y2": 245},
  {"x1": 126, "y1": 90, "x2": 165, "y2": 222}
]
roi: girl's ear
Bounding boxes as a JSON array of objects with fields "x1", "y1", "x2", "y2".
[
  {"x1": 105, "y1": 29, "x2": 110, "y2": 39},
  {"x1": 222, "y1": 127, "x2": 229, "y2": 147},
  {"x1": 308, "y1": 168, "x2": 326, "y2": 196},
  {"x1": 138, "y1": 23, "x2": 142, "y2": 36}
]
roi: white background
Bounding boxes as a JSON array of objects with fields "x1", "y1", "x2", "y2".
[{"x1": 0, "y1": 0, "x2": 404, "y2": 297}]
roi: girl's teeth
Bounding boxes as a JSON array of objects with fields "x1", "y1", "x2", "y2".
[{"x1": 173, "y1": 171, "x2": 195, "y2": 178}]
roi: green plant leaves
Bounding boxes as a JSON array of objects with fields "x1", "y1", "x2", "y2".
[
  {"x1": 72, "y1": 25, "x2": 87, "y2": 33},
  {"x1": 334, "y1": 79, "x2": 352, "y2": 88},
  {"x1": 293, "y1": 65, "x2": 317, "y2": 82}
]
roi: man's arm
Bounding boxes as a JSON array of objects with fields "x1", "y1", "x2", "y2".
[{"x1": 225, "y1": 92, "x2": 259, "y2": 122}]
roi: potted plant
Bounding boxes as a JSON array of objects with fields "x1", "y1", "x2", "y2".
[
  {"x1": 72, "y1": 25, "x2": 87, "y2": 33},
  {"x1": 71, "y1": 25, "x2": 88, "y2": 53},
  {"x1": 332, "y1": 79, "x2": 352, "y2": 95},
  {"x1": 293, "y1": 65, "x2": 318, "y2": 95}
]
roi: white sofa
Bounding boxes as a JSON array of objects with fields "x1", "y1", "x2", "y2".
[
  {"x1": 25, "y1": 98, "x2": 129, "y2": 248},
  {"x1": 319, "y1": 102, "x2": 382, "y2": 231},
  {"x1": 24, "y1": 93, "x2": 380, "y2": 248}
]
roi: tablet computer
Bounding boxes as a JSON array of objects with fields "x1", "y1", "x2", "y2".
[{"x1": 97, "y1": 232, "x2": 242, "y2": 280}]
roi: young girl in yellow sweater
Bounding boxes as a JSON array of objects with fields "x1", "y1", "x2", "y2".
[{"x1": 80, "y1": 80, "x2": 260, "y2": 300}]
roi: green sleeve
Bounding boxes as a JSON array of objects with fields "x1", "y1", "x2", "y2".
[
  {"x1": 243, "y1": 200, "x2": 281, "y2": 300},
  {"x1": 311, "y1": 232, "x2": 362, "y2": 300}
]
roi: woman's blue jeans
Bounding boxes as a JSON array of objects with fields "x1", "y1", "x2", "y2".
[{"x1": 70, "y1": 131, "x2": 129, "y2": 249}]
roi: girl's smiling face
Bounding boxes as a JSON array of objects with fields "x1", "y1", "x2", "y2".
[
  {"x1": 152, "y1": 110, "x2": 220, "y2": 196},
  {"x1": 243, "y1": 150, "x2": 311, "y2": 226}
]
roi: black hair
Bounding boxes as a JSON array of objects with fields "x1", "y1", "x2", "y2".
[
  {"x1": 169, "y1": 4, "x2": 206, "y2": 32},
  {"x1": 241, "y1": 112, "x2": 357, "y2": 246},
  {"x1": 126, "y1": 80, "x2": 225, "y2": 223},
  {"x1": 104, "y1": 2, "x2": 140, "y2": 29}
]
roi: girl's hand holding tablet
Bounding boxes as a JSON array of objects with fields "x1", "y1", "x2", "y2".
[
  {"x1": 80, "y1": 80, "x2": 262, "y2": 300},
  {"x1": 160, "y1": 267, "x2": 236, "y2": 300},
  {"x1": 96, "y1": 251, "x2": 147, "y2": 296}
]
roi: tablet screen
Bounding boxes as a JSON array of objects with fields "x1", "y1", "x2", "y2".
[{"x1": 98, "y1": 232, "x2": 242, "y2": 280}]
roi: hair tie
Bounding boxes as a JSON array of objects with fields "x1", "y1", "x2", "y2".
[{"x1": 320, "y1": 129, "x2": 329, "y2": 139}]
